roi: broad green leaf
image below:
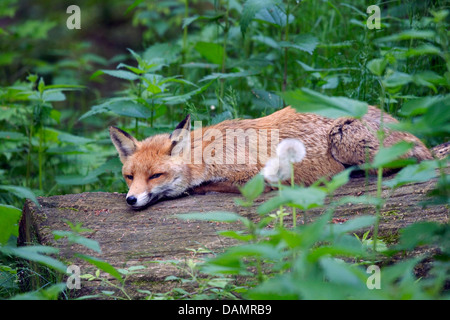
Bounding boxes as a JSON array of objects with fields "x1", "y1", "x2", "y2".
[
  {"x1": 366, "y1": 58, "x2": 387, "y2": 76},
  {"x1": 108, "y1": 101, "x2": 152, "y2": 118},
  {"x1": 200, "y1": 70, "x2": 260, "y2": 82},
  {"x1": 53, "y1": 230, "x2": 101, "y2": 253},
  {"x1": 383, "y1": 160, "x2": 438, "y2": 189},
  {"x1": 257, "y1": 186, "x2": 327, "y2": 214},
  {"x1": 175, "y1": 211, "x2": 245, "y2": 223},
  {"x1": 279, "y1": 88, "x2": 368, "y2": 119},
  {"x1": 9, "y1": 283, "x2": 66, "y2": 300},
  {"x1": 56, "y1": 132, "x2": 93, "y2": 145},
  {"x1": 382, "y1": 71, "x2": 412, "y2": 88},
  {"x1": 400, "y1": 96, "x2": 445, "y2": 116},
  {"x1": 194, "y1": 42, "x2": 223, "y2": 65},
  {"x1": 55, "y1": 173, "x2": 99, "y2": 186},
  {"x1": 75, "y1": 254, "x2": 123, "y2": 283},
  {"x1": 371, "y1": 141, "x2": 414, "y2": 168},
  {"x1": 0, "y1": 185, "x2": 39, "y2": 207},
  {"x1": 392, "y1": 98, "x2": 450, "y2": 136},
  {"x1": 0, "y1": 131, "x2": 26, "y2": 141},
  {"x1": 251, "y1": 89, "x2": 284, "y2": 109},
  {"x1": 324, "y1": 168, "x2": 352, "y2": 193},
  {"x1": 255, "y1": 4, "x2": 293, "y2": 27},
  {"x1": 238, "y1": 174, "x2": 265, "y2": 204},
  {"x1": 1, "y1": 245, "x2": 67, "y2": 273},
  {"x1": 0, "y1": 204, "x2": 22, "y2": 245},
  {"x1": 125, "y1": 0, "x2": 144, "y2": 14},
  {"x1": 320, "y1": 257, "x2": 365, "y2": 287},
  {"x1": 182, "y1": 14, "x2": 224, "y2": 29},
  {"x1": 278, "y1": 34, "x2": 319, "y2": 55},
  {"x1": 100, "y1": 69, "x2": 140, "y2": 81},
  {"x1": 143, "y1": 42, "x2": 180, "y2": 65},
  {"x1": 240, "y1": 0, "x2": 280, "y2": 36},
  {"x1": 395, "y1": 222, "x2": 446, "y2": 251},
  {"x1": 217, "y1": 230, "x2": 253, "y2": 242},
  {"x1": 375, "y1": 30, "x2": 436, "y2": 43},
  {"x1": 80, "y1": 99, "x2": 152, "y2": 120}
]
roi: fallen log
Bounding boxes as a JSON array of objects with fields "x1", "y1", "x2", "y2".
[{"x1": 18, "y1": 148, "x2": 449, "y2": 298}]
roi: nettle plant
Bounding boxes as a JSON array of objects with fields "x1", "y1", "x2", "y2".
[
  {"x1": 80, "y1": 47, "x2": 213, "y2": 138},
  {"x1": 172, "y1": 39, "x2": 449, "y2": 298}
]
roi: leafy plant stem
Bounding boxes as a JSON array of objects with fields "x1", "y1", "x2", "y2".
[
  {"x1": 372, "y1": 77, "x2": 387, "y2": 257},
  {"x1": 219, "y1": 0, "x2": 229, "y2": 110},
  {"x1": 278, "y1": 180, "x2": 284, "y2": 228},
  {"x1": 282, "y1": 1, "x2": 291, "y2": 91},
  {"x1": 290, "y1": 162, "x2": 297, "y2": 228}
]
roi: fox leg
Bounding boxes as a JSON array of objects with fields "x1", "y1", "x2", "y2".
[
  {"x1": 190, "y1": 181, "x2": 241, "y2": 194},
  {"x1": 191, "y1": 180, "x2": 274, "y2": 195}
]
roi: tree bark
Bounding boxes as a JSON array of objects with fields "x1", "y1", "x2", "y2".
[{"x1": 18, "y1": 156, "x2": 449, "y2": 298}]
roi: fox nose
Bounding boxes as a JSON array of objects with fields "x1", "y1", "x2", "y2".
[{"x1": 126, "y1": 196, "x2": 137, "y2": 206}]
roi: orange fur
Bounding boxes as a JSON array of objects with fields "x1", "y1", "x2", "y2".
[{"x1": 110, "y1": 106, "x2": 432, "y2": 209}]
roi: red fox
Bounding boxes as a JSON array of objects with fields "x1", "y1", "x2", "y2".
[{"x1": 110, "y1": 106, "x2": 432, "y2": 209}]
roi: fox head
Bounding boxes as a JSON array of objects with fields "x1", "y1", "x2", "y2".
[{"x1": 110, "y1": 115, "x2": 192, "y2": 209}]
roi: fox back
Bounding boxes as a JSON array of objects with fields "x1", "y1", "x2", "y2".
[{"x1": 110, "y1": 106, "x2": 432, "y2": 209}]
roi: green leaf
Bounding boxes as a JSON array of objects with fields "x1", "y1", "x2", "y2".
[
  {"x1": 366, "y1": 58, "x2": 387, "y2": 76},
  {"x1": 100, "y1": 69, "x2": 140, "y2": 81},
  {"x1": 251, "y1": 89, "x2": 284, "y2": 109},
  {"x1": 0, "y1": 131, "x2": 26, "y2": 141},
  {"x1": 324, "y1": 168, "x2": 352, "y2": 193},
  {"x1": 125, "y1": 0, "x2": 144, "y2": 15},
  {"x1": 0, "y1": 185, "x2": 39, "y2": 207},
  {"x1": 255, "y1": 4, "x2": 293, "y2": 27},
  {"x1": 279, "y1": 88, "x2": 368, "y2": 119},
  {"x1": 53, "y1": 230, "x2": 101, "y2": 253},
  {"x1": 75, "y1": 254, "x2": 123, "y2": 283},
  {"x1": 143, "y1": 42, "x2": 180, "y2": 65},
  {"x1": 79, "y1": 99, "x2": 152, "y2": 120},
  {"x1": 238, "y1": 174, "x2": 265, "y2": 204},
  {"x1": 383, "y1": 160, "x2": 439, "y2": 189},
  {"x1": 194, "y1": 41, "x2": 224, "y2": 65},
  {"x1": 371, "y1": 141, "x2": 414, "y2": 168},
  {"x1": 278, "y1": 34, "x2": 319, "y2": 55},
  {"x1": 9, "y1": 283, "x2": 66, "y2": 300},
  {"x1": 392, "y1": 98, "x2": 450, "y2": 136},
  {"x1": 0, "y1": 204, "x2": 22, "y2": 245},
  {"x1": 382, "y1": 71, "x2": 412, "y2": 88},
  {"x1": 375, "y1": 30, "x2": 436, "y2": 43},
  {"x1": 400, "y1": 96, "x2": 445, "y2": 117},
  {"x1": 320, "y1": 257, "x2": 365, "y2": 287},
  {"x1": 1, "y1": 245, "x2": 67, "y2": 273},
  {"x1": 182, "y1": 14, "x2": 224, "y2": 29},
  {"x1": 108, "y1": 101, "x2": 152, "y2": 118},
  {"x1": 217, "y1": 230, "x2": 253, "y2": 242},
  {"x1": 175, "y1": 211, "x2": 245, "y2": 223},
  {"x1": 395, "y1": 222, "x2": 448, "y2": 251},
  {"x1": 200, "y1": 70, "x2": 260, "y2": 82},
  {"x1": 55, "y1": 173, "x2": 99, "y2": 186},
  {"x1": 257, "y1": 186, "x2": 327, "y2": 214},
  {"x1": 241, "y1": 0, "x2": 282, "y2": 36}
]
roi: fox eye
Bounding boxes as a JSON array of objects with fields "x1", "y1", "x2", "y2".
[
  {"x1": 149, "y1": 173, "x2": 163, "y2": 180},
  {"x1": 125, "y1": 175, "x2": 133, "y2": 180}
]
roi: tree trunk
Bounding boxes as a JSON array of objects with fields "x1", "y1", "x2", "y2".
[{"x1": 18, "y1": 154, "x2": 449, "y2": 298}]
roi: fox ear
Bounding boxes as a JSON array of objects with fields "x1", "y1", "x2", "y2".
[
  {"x1": 169, "y1": 114, "x2": 191, "y2": 154},
  {"x1": 109, "y1": 126, "x2": 139, "y2": 163},
  {"x1": 170, "y1": 114, "x2": 191, "y2": 143}
]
